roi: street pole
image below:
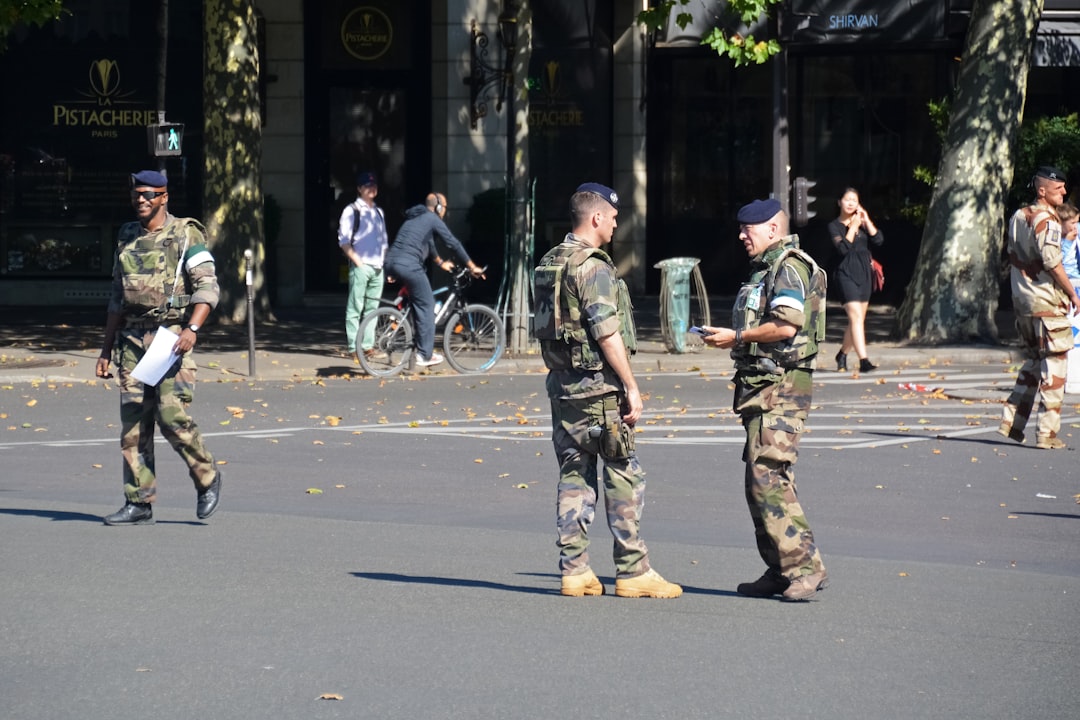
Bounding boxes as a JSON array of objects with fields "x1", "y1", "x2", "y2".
[{"x1": 244, "y1": 249, "x2": 255, "y2": 377}]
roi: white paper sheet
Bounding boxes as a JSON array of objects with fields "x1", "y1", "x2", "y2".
[{"x1": 130, "y1": 326, "x2": 181, "y2": 386}]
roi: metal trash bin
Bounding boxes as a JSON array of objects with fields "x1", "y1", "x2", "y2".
[{"x1": 654, "y1": 257, "x2": 709, "y2": 353}]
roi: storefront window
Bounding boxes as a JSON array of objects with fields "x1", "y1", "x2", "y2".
[
  {"x1": 647, "y1": 52, "x2": 772, "y2": 292},
  {"x1": 0, "y1": 1, "x2": 202, "y2": 281}
]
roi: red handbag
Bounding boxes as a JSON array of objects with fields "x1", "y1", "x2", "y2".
[{"x1": 871, "y1": 258, "x2": 884, "y2": 292}]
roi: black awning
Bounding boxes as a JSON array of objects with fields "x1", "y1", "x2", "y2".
[{"x1": 783, "y1": 0, "x2": 946, "y2": 45}]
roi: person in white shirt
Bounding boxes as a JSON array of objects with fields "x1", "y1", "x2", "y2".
[{"x1": 338, "y1": 171, "x2": 389, "y2": 361}]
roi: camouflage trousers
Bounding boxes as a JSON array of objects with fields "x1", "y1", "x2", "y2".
[
  {"x1": 116, "y1": 328, "x2": 217, "y2": 504},
  {"x1": 741, "y1": 411, "x2": 825, "y2": 581},
  {"x1": 550, "y1": 393, "x2": 650, "y2": 578},
  {"x1": 1001, "y1": 314, "x2": 1070, "y2": 440}
]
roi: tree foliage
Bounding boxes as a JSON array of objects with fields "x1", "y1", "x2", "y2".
[
  {"x1": 637, "y1": 0, "x2": 781, "y2": 66},
  {"x1": 0, "y1": 0, "x2": 66, "y2": 51},
  {"x1": 203, "y1": 0, "x2": 268, "y2": 323}
]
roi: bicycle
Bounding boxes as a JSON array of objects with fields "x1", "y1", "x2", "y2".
[{"x1": 357, "y1": 266, "x2": 506, "y2": 377}]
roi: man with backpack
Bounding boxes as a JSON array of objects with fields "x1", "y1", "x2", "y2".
[
  {"x1": 338, "y1": 171, "x2": 388, "y2": 362},
  {"x1": 532, "y1": 182, "x2": 682, "y2": 599}
]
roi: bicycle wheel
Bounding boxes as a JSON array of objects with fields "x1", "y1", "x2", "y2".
[
  {"x1": 443, "y1": 304, "x2": 505, "y2": 374},
  {"x1": 357, "y1": 307, "x2": 413, "y2": 377}
]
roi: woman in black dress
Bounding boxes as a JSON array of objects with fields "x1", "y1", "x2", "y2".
[{"x1": 828, "y1": 187, "x2": 883, "y2": 372}]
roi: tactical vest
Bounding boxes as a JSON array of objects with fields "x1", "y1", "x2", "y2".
[
  {"x1": 117, "y1": 217, "x2": 204, "y2": 323},
  {"x1": 532, "y1": 240, "x2": 636, "y2": 371},
  {"x1": 731, "y1": 241, "x2": 826, "y2": 372}
]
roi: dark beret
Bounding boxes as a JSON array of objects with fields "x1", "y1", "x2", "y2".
[
  {"x1": 1035, "y1": 166, "x2": 1066, "y2": 182},
  {"x1": 356, "y1": 171, "x2": 377, "y2": 187},
  {"x1": 576, "y1": 182, "x2": 619, "y2": 209},
  {"x1": 130, "y1": 170, "x2": 168, "y2": 188},
  {"x1": 736, "y1": 198, "x2": 782, "y2": 224}
]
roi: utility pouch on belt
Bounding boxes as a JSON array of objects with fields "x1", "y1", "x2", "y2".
[{"x1": 598, "y1": 394, "x2": 633, "y2": 461}]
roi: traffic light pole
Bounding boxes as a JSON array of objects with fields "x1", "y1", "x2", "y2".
[{"x1": 771, "y1": 40, "x2": 790, "y2": 214}]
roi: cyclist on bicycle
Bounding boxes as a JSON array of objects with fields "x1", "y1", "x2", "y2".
[{"x1": 384, "y1": 192, "x2": 485, "y2": 366}]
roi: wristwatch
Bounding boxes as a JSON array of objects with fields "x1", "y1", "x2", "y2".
[{"x1": 187, "y1": 323, "x2": 200, "y2": 333}]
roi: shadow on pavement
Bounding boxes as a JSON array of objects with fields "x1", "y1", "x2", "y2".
[
  {"x1": 353, "y1": 571, "x2": 559, "y2": 596},
  {"x1": 0, "y1": 508, "x2": 104, "y2": 523}
]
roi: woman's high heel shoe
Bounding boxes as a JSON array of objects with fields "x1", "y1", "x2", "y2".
[
  {"x1": 835, "y1": 351, "x2": 848, "y2": 372},
  {"x1": 859, "y1": 358, "x2": 878, "y2": 373}
]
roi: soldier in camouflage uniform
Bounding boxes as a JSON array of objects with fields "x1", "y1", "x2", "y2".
[
  {"x1": 532, "y1": 182, "x2": 681, "y2": 599},
  {"x1": 699, "y1": 198, "x2": 828, "y2": 601},
  {"x1": 96, "y1": 170, "x2": 223, "y2": 525},
  {"x1": 998, "y1": 166, "x2": 1080, "y2": 450}
]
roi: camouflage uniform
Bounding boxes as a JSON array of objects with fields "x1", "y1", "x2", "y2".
[
  {"x1": 107, "y1": 214, "x2": 220, "y2": 503},
  {"x1": 533, "y1": 234, "x2": 649, "y2": 578},
  {"x1": 1002, "y1": 203, "x2": 1072, "y2": 441},
  {"x1": 731, "y1": 235, "x2": 827, "y2": 582}
]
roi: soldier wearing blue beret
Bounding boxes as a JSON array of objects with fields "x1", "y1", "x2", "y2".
[
  {"x1": 96, "y1": 170, "x2": 223, "y2": 525},
  {"x1": 998, "y1": 165, "x2": 1080, "y2": 449},
  {"x1": 698, "y1": 198, "x2": 830, "y2": 600},
  {"x1": 532, "y1": 181, "x2": 682, "y2": 599}
]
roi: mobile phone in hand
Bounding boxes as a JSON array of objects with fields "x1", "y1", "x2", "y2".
[{"x1": 689, "y1": 326, "x2": 707, "y2": 336}]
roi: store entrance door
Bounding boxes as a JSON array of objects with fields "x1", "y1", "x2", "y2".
[
  {"x1": 307, "y1": 87, "x2": 409, "y2": 294},
  {"x1": 302, "y1": 0, "x2": 430, "y2": 295}
]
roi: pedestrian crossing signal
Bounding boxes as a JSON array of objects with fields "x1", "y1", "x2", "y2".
[{"x1": 148, "y1": 123, "x2": 184, "y2": 157}]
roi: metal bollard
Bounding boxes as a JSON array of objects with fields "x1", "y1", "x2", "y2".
[{"x1": 244, "y1": 249, "x2": 256, "y2": 377}]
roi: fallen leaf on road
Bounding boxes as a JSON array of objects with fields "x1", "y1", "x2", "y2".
[
  {"x1": 318, "y1": 693, "x2": 343, "y2": 700},
  {"x1": 515, "y1": 483, "x2": 529, "y2": 489},
  {"x1": 312, "y1": 440, "x2": 324, "y2": 445},
  {"x1": 306, "y1": 488, "x2": 323, "y2": 494},
  {"x1": 26, "y1": 399, "x2": 36, "y2": 407},
  {"x1": 474, "y1": 458, "x2": 483, "y2": 463},
  {"x1": 92, "y1": 464, "x2": 102, "y2": 469},
  {"x1": 898, "y1": 572, "x2": 908, "y2": 577},
  {"x1": 326, "y1": 416, "x2": 341, "y2": 426}
]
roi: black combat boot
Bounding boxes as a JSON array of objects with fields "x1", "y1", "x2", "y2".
[
  {"x1": 835, "y1": 350, "x2": 847, "y2": 372},
  {"x1": 736, "y1": 569, "x2": 790, "y2": 598},
  {"x1": 103, "y1": 502, "x2": 154, "y2": 526},
  {"x1": 196, "y1": 471, "x2": 223, "y2": 519},
  {"x1": 858, "y1": 358, "x2": 878, "y2": 373}
]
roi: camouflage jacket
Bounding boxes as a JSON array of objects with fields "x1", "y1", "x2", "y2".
[
  {"x1": 108, "y1": 214, "x2": 219, "y2": 326},
  {"x1": 533, "y1": 234, "x2": 635, "y2": 400},
  {"x1": 731, "y1": 235, "x2": 825, "y2": 418},
  {"x1": 1007, "y1": 202, "x2": 1069, "y2": 317}
]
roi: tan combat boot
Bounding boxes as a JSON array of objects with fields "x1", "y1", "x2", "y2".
[
  {"x1": 614, "y1": 569, "x2": 682, "y2": 598},
  {"x1": 782, "y1": 569, "x2": 829, "y2": 601},
  {"x1": 561, "y1": 568, "x2": 605, "y2": 597},
  {"x1": 1036, "y1": 434, "x2": 1067, "y2": 450}
]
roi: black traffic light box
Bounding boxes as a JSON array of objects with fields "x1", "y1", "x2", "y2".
[
  {"x1": 147, "y1": 123, "x2": 185, "y2": 157},
  {"x1": 793, "y1": 176, "x2": 817, "y2": 227}
]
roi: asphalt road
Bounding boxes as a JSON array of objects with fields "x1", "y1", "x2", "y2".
[{"x1": 1, "y1": 364, "x2": 1077, "y2": 719}]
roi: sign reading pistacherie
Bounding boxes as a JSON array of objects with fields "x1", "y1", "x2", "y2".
[{"x1": 341, "y1": 7, "x2": 393, "y2": 61}]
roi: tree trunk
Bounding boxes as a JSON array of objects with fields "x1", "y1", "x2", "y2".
[
  {"x1": 895, "y1": 0, "x2": 1042, "y2": 344},
  {"x1": 507, "y1": 1, "x2": 532, "y2": 355},
  {"x1": 203, "y1": 0, "x2": 269, "y2": 323}
]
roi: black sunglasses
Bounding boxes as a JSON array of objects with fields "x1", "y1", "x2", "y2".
[{"x1": 131, "y1": 190, "x2": 166, "y2": 201}]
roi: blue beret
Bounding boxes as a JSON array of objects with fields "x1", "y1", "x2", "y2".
[
  {"x1": 356, "y1": 171, "x2": 377, "y2": 187},
  {"x1": 131, "y1": 170, "x2": 168, "y2": 188},
  {"x1": 576, "y1": 182, "x2": 619, "y2": 209},
  {"x1": 736, "y1": 198, "x2": 782, "y2": 224},
  {"x1": 1035, "y1": 166, "x2": 1066, "y2": 182}
]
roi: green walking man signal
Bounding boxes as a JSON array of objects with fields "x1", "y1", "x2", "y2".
[{"x1": 148, "y1": 122, "x2": 184, "y2": 157}]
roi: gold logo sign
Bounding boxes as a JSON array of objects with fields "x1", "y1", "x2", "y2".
[
  {"x1": 529, "y1": 61, "x2": 584, "y2": 130},
  {"x1": 341, "y1": 7, "x2": 393, "y2": 61},
  {"x1": 54, "y1": 59, "x2": 154, "y2": 137}
]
